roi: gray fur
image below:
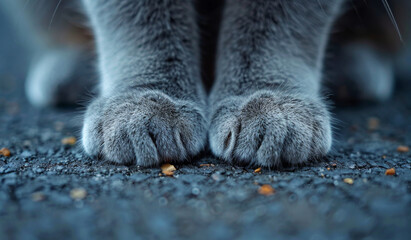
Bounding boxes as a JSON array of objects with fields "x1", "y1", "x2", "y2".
[
  {"x1": 81, "y1": 0, "x2": 207, "y2": 166},
  {"x1": 209, "y1": 0, "x2": 343, "y2": 166}
]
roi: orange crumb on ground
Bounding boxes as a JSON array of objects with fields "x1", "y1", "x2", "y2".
[
  {"x1": 0, "y1": 148, "x2": 11, "y2": 157},
  {"x1": 397, "y1": 146, "x2": 409, "y2": 153},
  {"x1": 385, "y1": 168, "x2": 395, "y2": 176},
  {"x1": 161, "y1": 163, "x2": 176, "y2": 176},
  {"x1": 61, "y1": 137, "x2": 77, "y2": 145},
  {"x1": 258, "y1": 184, "x2": 275, "y2": 196}
]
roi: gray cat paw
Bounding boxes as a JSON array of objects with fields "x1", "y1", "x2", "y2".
[
  {"x1": 209, "y1": 91, "x2": 332, "y2": 167},
  {"x1": 82, "y1": 91, "x2": 207, "y2": 166}
]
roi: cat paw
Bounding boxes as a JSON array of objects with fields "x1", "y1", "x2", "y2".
[
  {"x1": 82, "y1": 91, "x2": 207, "y2": 166},
  {"x1": 209, "y1": 91, "x2": 332, "y2": 167},
  {"x1": 25, "y1": 47, "x2": 95, "y2": 107}
]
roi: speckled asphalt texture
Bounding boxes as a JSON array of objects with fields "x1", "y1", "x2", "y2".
[{"x1": 0, "y1": 13, "x2": 410, "y2": 240}]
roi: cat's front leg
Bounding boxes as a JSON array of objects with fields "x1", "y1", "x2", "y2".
[
  {"x1": 209, "y1": 0, "x2": 343, "y2": 167},
  {"x1": 81, "y1": 0, "x2": 207, "y2": 166}
]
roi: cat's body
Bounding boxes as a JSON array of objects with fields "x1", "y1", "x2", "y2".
[{"x1": 1, "y1": 0, "x2": 409, "y2": 167}]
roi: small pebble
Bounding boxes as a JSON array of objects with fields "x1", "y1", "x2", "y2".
[
  {"x1": 70, "y1": 188, "x2": 87, "y2": 200},
  {"x1": 367, "y1": 117, "x2": 380, "y2": 130},
  {"x1": 211, "y1": 173, "x2": 223, "y2": 182},
  {"x1": 32, "y1": 192, "x2": 46, "y2": 202},
  {"x1": 199, "y1": 164, "x2": 215, "y2": 167},
  {"x1": 21, "y1": 151, "x2": 32, "y2": 158},
  {"x1": 54, "y1": 121, "x2": 65, "y2": 131},
  {"x1": 192, "y1": 188, "x2": 200, "y2": 195},
  {"x1": 343, "y1": 178, "x2": 354, "y2": 185}
]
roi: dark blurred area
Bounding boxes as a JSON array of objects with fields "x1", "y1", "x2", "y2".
[
  {"x1": 326, "y1": 0, "x2": 411, "y2": 104},
  {"x1": 0, "y1": 5, "x2": 28, "y2": 103}
]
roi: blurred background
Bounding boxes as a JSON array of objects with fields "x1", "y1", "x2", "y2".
[{"x1": 0, "y1": 5, "x2": 28, "y2": 106}]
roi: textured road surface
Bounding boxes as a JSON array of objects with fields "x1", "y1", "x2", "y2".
[{"x1": 0, "y1": 11, "x2": 410, "y2": 240}]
